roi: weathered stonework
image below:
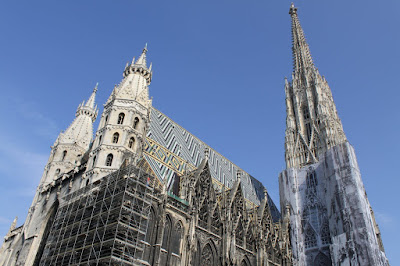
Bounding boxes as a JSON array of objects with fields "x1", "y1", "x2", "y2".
[
  {"x1": 0, "y1": 3, "x2": 388, "y2": 266},
  {"x1": 279, "y1": 142, "x2": 387, "y2": 265},
  {"x1": 279, "y1": 3, "x2": 388, "y2": 265}
]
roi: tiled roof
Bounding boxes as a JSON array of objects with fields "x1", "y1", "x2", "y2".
[{"x1": 146, "y1": 107, "x2": 280, "y2": 220}]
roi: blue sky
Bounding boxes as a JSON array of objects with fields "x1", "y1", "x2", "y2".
[{"x1": 0, "y1": 0, "x2": 399, "y2": 263}]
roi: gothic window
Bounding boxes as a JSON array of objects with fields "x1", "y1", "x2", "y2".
[
  {"x1": 133, "y1": 117, "x2": 140, "y2": 129},
  {"x1": 320, "y1": 222, "x2": 331, "y2": 245},
  {"x1": 105, "y1": 154, "x2": 113, "y2": 166},
  {"x1": 55, "y1": 169, "x2": 60, "y2": 176},
  {"x1": 201, "y1": 243, "x2": 215, "y2": 266},
  {"x1": 105, "y1": 115, "x2": 109, "y2": 124},
  {"x1": 162, "y1": 215, "x2": 172, "y2": 250},
  {"x1": 171, "y1": 221, "x2": 183, "y2": 254},
  {"x1": 241, "y1": 258, "x2": 249, "y2": 266},
  {"x1": 145, "y1": 208, "x2": 157, "y2": 247},
  {"x1": 98, "y1": 135, "x2": 102, "y2": 144},
  {"x1": 62, "y1": 150, "x2": 67, "y2": 161},
  {"x1": 128, "y1": 137, "x2": 135, "y2": 149},
  {"x1": 117, "y1": 113, "x2": 125, "y2": 124},
  {"x1": 112, "y1": 132, "x2": 119, "y2": 144},
  {"x1": 305, "y1": 227, "x2": 317, "y2": 249},
  {"x1": 92, "y1": 156, "x2": 96, "y2": 167}
]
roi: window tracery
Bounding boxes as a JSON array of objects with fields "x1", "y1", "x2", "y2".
[
  {"x1": 305, "y1": 227, "x2": 317, "y2": 249},
  {"x1": 201, "y1": 243, "x2": 214, "y2": 266},
  {"x1": 320, "y1": 222, "x2": 331, "y2": 245}
]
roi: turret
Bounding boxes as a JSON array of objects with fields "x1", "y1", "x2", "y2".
[
  {"x1": 86, "y1": 45, "x2": 152, "y2": 183},
  {"x1": 40, "y1": 85, "x2": 98, "y2": 185}
]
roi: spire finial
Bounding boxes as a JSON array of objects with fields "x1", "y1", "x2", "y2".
[
  {"x1": 290, "y1": 2, "x2": 314, "y2": 72},
  {"x1": 289, "y1": 3, "x2": 297, "y2": 15},
  {"x1": 84, "y1": 83, "x2": 98, "y2": 110},
  {"x1": 143, "y1": 43, "x2": 148, "y2": 54}
]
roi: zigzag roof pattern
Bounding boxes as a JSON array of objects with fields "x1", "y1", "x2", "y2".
[{"x1": 145, "y1": 107, "x2": 280, "y2": 221}]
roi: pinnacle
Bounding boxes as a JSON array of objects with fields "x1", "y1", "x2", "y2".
[
  {"x1": 85, "y1": 83, "x2": 98, "y2": 109},
  {"x1": 134, "y1": 43, "x2": 149, "y2": 68}
]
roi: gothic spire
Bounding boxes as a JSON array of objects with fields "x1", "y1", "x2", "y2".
[
  {"x1": 289, "y1": 3, "x2": 314, "y2": 74},
  {"x1": 284, "y1": 3, "x2": 347, "y2": 169},
  {"x1": 59, "y1": 85, "x2": 98, "y2": 149}
]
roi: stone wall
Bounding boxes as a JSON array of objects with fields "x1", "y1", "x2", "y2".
[{"x1": 279, "y1": 142, "x2": 388, "y2": 266}]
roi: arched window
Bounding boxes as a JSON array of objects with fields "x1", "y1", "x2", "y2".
[
  {"x1": 105, "y1": 154, "x2": 113, "y2": 166},
  {"x1": 171, "y1": 222, "x2": 183, "y2": 254},
  {"x1": 98, "y1": 135, "x2": 102, "y2": 144},
  {"x1": 117, "y1": 113, "x2": 125, "y2": 124},
  {"x1": 112, "y1": 133, "x2": 119, "y2": 144},
  {"x1": 105, "y1": 115, "x2": 109, "y2": 124},
  {"x1": 201, "y1": 243, "x2": 215, "y2": 266},
  {"x1": 128, "y1": 137, "x2": 135, "y2": 149},
  {"x1": 55, "y1": 169, "x2": 60, "y2": 176},
  {"x1": 133, "y1": 117, "x2": 140, "y2": 129},
  {"x1": 62, "y1": 150, "x2": 67, "y2": 161},
  {"x1": 162, "y1": 216, "x2": 172, "y2": 250},
  {"x1": 305, "y1": 227, "x2": 317, "y2": 249},
  {"x1": 92, "y1": 156, "x2": 97, "y2": 167},
  {"x1": 314, "y1": 251, "x2": 332, "y2": 266}
]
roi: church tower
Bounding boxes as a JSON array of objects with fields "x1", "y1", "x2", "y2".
[
  {"x1": 40, "y1": 85, "x2": 98, "y2": 185},
  {"x1": 279, "y1": 3, "x2": 388, "y2": 265},
  {"x1": 284, "y1": 3, "x2": 346, "y2": 169},
  {"x1": 85, "y1": 45, "x2": 152, "y2": 183}
]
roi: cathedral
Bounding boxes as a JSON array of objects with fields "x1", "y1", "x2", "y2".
[{"x1": 0, "y1": 3, "x2": 389, "y2": 266}]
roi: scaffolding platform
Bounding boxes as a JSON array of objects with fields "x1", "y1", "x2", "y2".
[{"x1": 39, "y1": 164, "x2": 157, "y2": 266}]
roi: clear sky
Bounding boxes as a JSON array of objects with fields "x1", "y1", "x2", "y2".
[{"x1": 0, "y1": 0, "x2": 399, "y2": 263}]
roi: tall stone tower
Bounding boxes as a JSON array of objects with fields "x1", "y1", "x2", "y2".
[
  {"x1": 85, "y1": 45, "x2": 152, "y2": 183},
  {"x1": 279, "y1": 3, "x2": 388, "y2": 265},
  {"x1": 40, "y1": 84, "x2": 98, "y2": 186},
  {"x1": 0, "y1": 86, "x2": 98, "y2": 266}
]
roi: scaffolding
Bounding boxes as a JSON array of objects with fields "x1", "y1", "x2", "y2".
[{"x1": 39, "y1": 164, "x2": 157, "y2": 266}]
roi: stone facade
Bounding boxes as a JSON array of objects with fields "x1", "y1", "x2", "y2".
[
  {"x1": 0, "y1": 3, "x2": 388, "y2": 266},
  {"x1": 0, "y1": 42, "x2": 291, "y2": 265},
  {"x1": 279, "y1": 3, "x2": 388, "y2": 266}
]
